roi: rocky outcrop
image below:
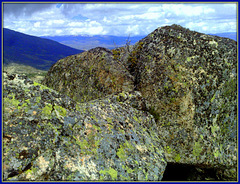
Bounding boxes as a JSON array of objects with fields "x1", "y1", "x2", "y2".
[
  {"x1": 129, "y1": 25, "x2": 237, "y2": 180},
  {"x1": 3, "y1": 72, "x2": 166, "y2": 181},
  {"x1": 42, "y1": 47, "x2": 134, "y2": 102},
  {"x1": 42, "y1": 24, "x2": 237, "y2": 181}
]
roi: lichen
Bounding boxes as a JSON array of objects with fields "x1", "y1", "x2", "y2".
[
  {"x1": 192, "y1": 141, "x2": 202, "y2": 157},
  {"x1": 55, "y1": 105, "x2": 67, "y2": 117},
  {"x1": 42, "y1": 104, "x2": 53, "y2": 117},
  {"x1": 100, "y1": 167, "x2": 118, "y2": 180}
]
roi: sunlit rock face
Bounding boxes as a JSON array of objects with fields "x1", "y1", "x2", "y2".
[
  {"x1": 3, "y1": 72, "x2": 166, "y2": 181},
  {"x1": 11, "y1": 24, "x2": 237, "y2": 181},
  {"x1": 42, "y1": 47, "x2": 134, "y2": 103},
  {"x1": 129, "y1": 24, "x2": 237, "y2": 180}
]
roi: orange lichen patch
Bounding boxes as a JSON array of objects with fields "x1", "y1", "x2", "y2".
[
  {"x1": 80, "y1": 155, "x2": 91, "y2": 166},
  {"x1": 3, "y1": 163, "x2": 9, "y2": 171},
  {"x1": 84, "y1": 122, "x2": 96, "y2": 135},
  {"x1": 85, "y1": 122, "x2": 93, "y2": 129}
]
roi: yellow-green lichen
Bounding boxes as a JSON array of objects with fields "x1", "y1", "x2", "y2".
[
  {"x1": 117, "y1": 141, "x2": 134, "y2": 161},
  {"x1": 117, "y1": 145, "x2": 127, "y2": 160},
  {"x1": 210, "y1": 93, "x2": 216, "y2": 103},
  {"x1": 33, "y1": 81, "x2": 51, "y2": 90},
  {"x1": 133, "y1": 116, "x2": 139, "y2": 122},
  {"x1": 100, "y1": 167, "x2": 118, "y2": 180},
  {"x1": 55, "y1": 105, "x2": 67, "y2": 117},
  {"x1": 42, "y1": 104, "x2": 53, "y2": 117},
  {"x1": 192, "y1": 141, "x2": 202, "y2": 157},
  {"x1": 214, "y1": 150, "x2": 221, "y2": 158},
  {"x1": 165, "y1": 146, "x2": 172, "y2": 154},
  {"x1": 4, "y1": 94, "x2": 20, "y2": 108},
  {"x1": 174, "y1": 153, "x2": 181, "y2": 162},
  {"x1": 122, "y1": 165, "x2": 134, "y2": 174}
]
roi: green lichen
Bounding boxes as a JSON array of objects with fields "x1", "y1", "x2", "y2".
[
  {"x1": 187, "y1": 57, "x2": 191, "y2": 62},
  {"x1": 117, "y1": 141, "x2": 134, "y2": 161},
  {"x1": 165, "y1": 146, "x2": 172, "y2": 154},
  {"x1": 25, "y1": 167, "x2": 38, "y2": 175},
  {"x1": 106, "y1": 117, "x2": 113, "y2": 124},
  {"x1": 133, "y1": 116, "x2": 139, "y2": 122},
  {"x1": 210, "y1": 93, "x2": 216, "y2": 103},
  {"x1": 42, "y1": 104, "x2": 53, "y2": 117},
  {"x1": 122, "y1": 165, "x2": 134, "y2": 174},
  {"x1": 211, "y1": 123, "x2": 219, "y2": 136},
  {"x1": 100, "y1": 167, "x2": 118, "y2": 180},
  {"x1": 4, "y1": 94, "x2": 20, "y2": 108},
  {"x1": 55, "y1": 105, "x2": 67, "y2": 117},
  {"x1": 214, "y1": 150, "x2": 220, "y2": 158},
  {"x1": 174, "y1": 153, "x2": 181, "y2": 162},
  {"x1": 192, "y1": 141, "x2": 202, "y2": 157},
  {"x1": 33, "y1": 81, "x2": 51, "y2": 90},
  {"x1": 117, "y1": 145, "x2": 127, "y2": 160}
]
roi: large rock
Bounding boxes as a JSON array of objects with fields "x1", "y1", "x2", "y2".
[
  {"x1": 3, "y1": 72, "x2": 166, "y2": 181},
  {"x1": 43, "y1": 24, "x2": 237, "y2": 181},
  {"x1": 42, "y1": 47, "x2": 134, "y2": 102},
  {"x1": 129, "y1": 24, "x2": 237, "y2": 180}
]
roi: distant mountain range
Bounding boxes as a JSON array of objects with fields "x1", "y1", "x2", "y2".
[
  {"x1": 42, "y1": 32, "x2": 237, "y2": 51},
  {"x1": 41, "y1": 35, "x2": 146, "y2": 50},
  {"x1": 209, "y1": 32, "x2": 237, "y2": 41},
  {"x1": 3, "y1": 28, "x2": 84, "y2": 70}
]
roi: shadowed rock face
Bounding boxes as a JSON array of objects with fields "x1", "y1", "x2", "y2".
[{"x1": 3, "y1": 72, "x2": 166, "y2": 181}]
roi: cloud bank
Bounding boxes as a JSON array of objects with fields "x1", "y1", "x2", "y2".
[{"x1": 3, "y1": 3, "x2": 237, "y2": 36}]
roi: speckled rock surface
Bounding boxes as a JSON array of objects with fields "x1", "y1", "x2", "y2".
[
  {"x1": 42, "y1": 47, "x2": 134, "y2": 102},
  {"x1": 129, "y1": 24, "x2": 237, "y2": 180},
  {"x1": 43, "y1": 24, "x2": 237, "y2": 181},
  {"x1": 3, "y1": 72, "x2": 166, "y2": 181}
]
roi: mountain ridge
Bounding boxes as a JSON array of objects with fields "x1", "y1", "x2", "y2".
[
  {"x1": 41, "y1": 34, "x2": 146, "y2": 50},
  {"x1": 41, "y1": 32, "x2": 237, "y2": 50},
  {"x1": 3, "y1": 28, "x2": 84, "y2": 70}
]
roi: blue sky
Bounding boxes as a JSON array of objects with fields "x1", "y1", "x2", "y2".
[{"x1": 3, "y1": 3, "x2": 237, "y2": 36}]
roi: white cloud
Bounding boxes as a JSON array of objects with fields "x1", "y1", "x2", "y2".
[
  {"x1": 126, "y1": 25, "x2": 140, "y2": 35},
  {"x1": 34, "y1": 22, "x2": 40, "y2": 28},
  {"x1": 162, "y1": 4, "x2": 215, "y2": 17},
  {"x1": 3, "y1": 3, "x2": 237, "y2": 36},
  {"x1": 68, "y1": 21, "x2": 84, "y2": 27}
]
